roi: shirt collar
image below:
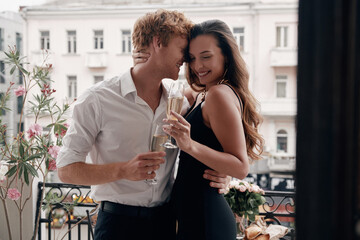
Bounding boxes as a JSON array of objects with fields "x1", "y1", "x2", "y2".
[
  {"x1": 120, "y1": 68, "x2": 137, "y2": 98},
  {"x1": 121, "y1": 68, "x2": 170, "y2": 101}
]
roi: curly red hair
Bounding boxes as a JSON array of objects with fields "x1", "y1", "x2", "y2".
[{"x1": 132, "y1": 9, "x2": 193, "y2": 49}]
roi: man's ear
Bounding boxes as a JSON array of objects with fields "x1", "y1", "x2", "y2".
[{"x1": 152, "y1": 36, "x2": 162, "y2": 52}]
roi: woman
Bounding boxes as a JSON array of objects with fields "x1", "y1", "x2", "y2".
[
  {"x1": 134, "y1": 19, "x2": 264, "y2": 239},
  {"x1": 164, "y1": 19, "x2": 264, "y2": 240}
]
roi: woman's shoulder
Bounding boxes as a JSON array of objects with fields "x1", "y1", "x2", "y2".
[{"x1": 207, "y1": 84, "x2": 237, "y2": 102}]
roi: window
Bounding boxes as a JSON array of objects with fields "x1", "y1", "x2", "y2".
[
  {"x1": 40, "y1": 31, "x2": 50, "y2": 50},
  {"x1": 0, "y1": 28, "x2": 4, "y2": 51},
  {"x1": 276, "y1": 75, "x2": 287, "y2": 98},
  {"x1": 18, "y1": 67, "x2": 23, "y2": 84},
  {"x1": 17, "y1": 122, "x2": 24, "y2": 133},
  {"x1": 16, "y1": 32, "x2": 22, "y2": 53},
  {"x1": 17, "y1": 95, "x2": 23, "y2": 114},
  {"x1": 0, "y1": 61, "x2": 5, "y2": 83},
  {"x1": 94, "y1": 75, "x2": 104, "y2": 84},
  {"x1": 276, "y1": 26, "x2": 288, "y2": 48},
  {"x1": 121, "y1": 30, "x2": 131, "y2": 53},
  {"x1": 67, "y1": 30, "x2": 77, "y2": 54},
  {"x1": 277, "y1": 129, "x2": 288, "y2": 152},
  {"x1": 94, "y1": 30, "x2": 104, "y2": 49},
  {"x1": 68, "y1": 76, "x2": 77, "y2": 98},
  {"x1": 233, "y1": 27, "x2": 245, "y2": 51},
  {"x1": 0, "y1": 93, "x2": 5, "y2": 115}
]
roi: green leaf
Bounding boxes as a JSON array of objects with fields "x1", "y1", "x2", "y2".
[
  {"x1": 6, "y1": 165, "x2": 17, "y2": 177},
  {"x1": 26, "y1": 153, "x2": 43, "y2": 161},
  {"x1": 10, "y1": 66, "x2": 16, "y2": 75},
  {"x1": 18, "y1": 164, "x2": 23, "y2": 178},
  {"x1": 19, "y1": 66, "x2": 29, "y2": 75},
  {"x1": 19, "y1": 141, "x2": 25, "y2": 158},
  {"x1": 23, "y1": 167, "x2": 29, "y2": 185},
  {"x1": 26, "y1": 163, "x2": 39, "y2": 177},
  {"x1": 3, "y1": 51, "x2": 11, "y2": 58}
]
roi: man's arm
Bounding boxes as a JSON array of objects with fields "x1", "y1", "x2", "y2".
[{"x1": 58, "y1": 152, "x2": 166, "y2": 186}]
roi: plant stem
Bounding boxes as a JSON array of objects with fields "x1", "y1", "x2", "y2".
[
  {"x1": 1, "y1": 198, "x2": 12, "y2": 240},
  {"x1": 19, "y1": 205, "x2": 23, "y2": 240}
]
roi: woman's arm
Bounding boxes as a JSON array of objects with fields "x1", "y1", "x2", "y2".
[{"x1": 165, "y1": 85, "x2": 249, "y2": 179}]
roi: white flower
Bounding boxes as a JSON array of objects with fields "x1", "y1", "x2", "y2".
[
  {"x1": 0, "y1": 165, "x2": 8, "y2": 181},
  {"x1": 252, "y1": 184, "x2": 261, "y2": 193},
  {"x1": 241, "y1": 180, "x2": 250, "y2": 188},
  {"x1": 228, "y1": 180, "x2": 240, "y2": 188},
  {"x1": 239, "y1": 185, "x2": 247, "y2": 192}
]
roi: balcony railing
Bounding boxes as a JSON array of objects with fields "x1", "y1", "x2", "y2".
[
  {"x1": 35, "y1": 182, "x2": 295, "y2": 239},
  {"x1": 85, "y1": 51, "x2": 107, "y2": 68},
  {"x1": 259, "y1": 190, "x2": 295, "y2": 240},
  {"x1": 34, "y1": 182, "x2": 97, "y2": 240},
  {"x1": 270, "y1": 48, "x2": 298, "y2": 67}
]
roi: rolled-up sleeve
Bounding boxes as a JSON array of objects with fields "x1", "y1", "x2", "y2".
[{"x1": 57, "y1": 89, "x2": 101, "y2": 168}]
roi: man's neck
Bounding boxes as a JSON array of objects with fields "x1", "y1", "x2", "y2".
[{"x1": 131, "y1": 65, "x2": 163, "y2": 112}]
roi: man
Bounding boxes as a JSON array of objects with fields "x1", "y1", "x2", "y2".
[{"x1": 57, "y1": 9, "x2": 227, "y2": 240}]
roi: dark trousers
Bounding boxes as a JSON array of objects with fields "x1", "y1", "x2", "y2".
[{"x1": 94, "y1": 201, "x2": 176, "y2": 240}]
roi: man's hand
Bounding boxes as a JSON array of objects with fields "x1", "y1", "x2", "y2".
[
  {"x1": 203, "y1": 169, "x2": 231, "y2": 194},
  {"x1": 121, "y1": 151, "x2": 165, "y2": 181}
]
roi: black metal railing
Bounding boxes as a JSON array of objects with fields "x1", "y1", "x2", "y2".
[
  {"x1": 259, "y1": 190, "x2": 296, "y2": 240},
  {"x1": 34, "y1": 182, "x2": 98, "y2": 240},
  {"x1": 35, "y1": 182, "x2": 295, "y2": 239}
]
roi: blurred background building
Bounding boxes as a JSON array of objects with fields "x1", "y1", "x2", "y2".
[
  {"x1": 0, "y1": 11, "x2": 24, "y2": 142},
  {"x1": 0, "y1": 0, "x2": 299, "y2": 238},
  {"x1": 19, "y1": 0, "x2": 298, "y2": 192}
]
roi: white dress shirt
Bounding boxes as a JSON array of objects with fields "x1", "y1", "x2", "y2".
[{"x1": 57, "y1": 69, "x2": 189, "y2": 207}]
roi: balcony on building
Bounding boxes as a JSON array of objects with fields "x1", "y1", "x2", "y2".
[
  {"x1": 267, "y1": 151, "x2": 296, "y2": 172},
  {"x1": 270, "y1": 48, "x2": 297, "y2": 67},
  {"x1": 260, "y1": 98, "x2": 297, "y2": 117},
  {"x1": 85, "y1": 51, "x2": 108, "y2": 68},
  {"x1": 31, "y1": 50, "x2": 54, "y2": 67}
]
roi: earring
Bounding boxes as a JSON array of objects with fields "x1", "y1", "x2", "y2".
[{"x1": 217, "y1": 68, "x2": 229, "y2": 85}]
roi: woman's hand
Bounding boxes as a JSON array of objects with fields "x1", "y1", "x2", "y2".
[
  {"x1": 132, "y1": 50, "x2": 150, "y2": 66},
  {"x1": 163, "y1": 111, "x2": 193, "y2": 152}
]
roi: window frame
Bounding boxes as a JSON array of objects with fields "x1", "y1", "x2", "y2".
[
  {"x1": 0, "y1": 28, "x2": 4, "y2": 51},
  {"x1": 276, "y1": 25, "x2": 289, "y2": 48},
  {"x1": 0, "y1": 61, "x2": 5, "y2": 84},
  {"x1": 275, "y1": 75, "x2": 288, "y2": 98},
  {"x1": 276, "y1": 129, "x2": 288, "y2": 153},
  {"x1": 233, "y1": 27, "x2": 245, "y2": 52},
  {"x1": 94, "y1": 75, "x2": 104, "y2": 84},
  {"x1": 67, "y1": 75, "x2": 77, "y2": 98},
  {"x1": 94, "y1": 30, "x2": 104, "y2": 50},
  {"x1": 40, "y1": 31, "x2": 50, "y2": 50},
  {"x1": 121, "y1": 30, "x2": 132, "y2": 54},
  {"x1": 67, "y1": 30, "x2": 77, "y2": 54}
]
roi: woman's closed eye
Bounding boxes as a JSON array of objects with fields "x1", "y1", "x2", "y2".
[{"x1": 202, "y1": 56, "x2": 211, "y2": 59}]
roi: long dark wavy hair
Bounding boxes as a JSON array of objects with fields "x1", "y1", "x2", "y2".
[{"x1": 185, "y1": 19, "x2": 264, "y2": 161}]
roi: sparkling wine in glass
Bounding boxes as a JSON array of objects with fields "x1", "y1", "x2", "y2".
[
  {"x1": 145, "y1": 124, "x2": 167, "y2": 185},
  {"x1": 163, "y1": 81, "x2": 185, "y2": 149}
]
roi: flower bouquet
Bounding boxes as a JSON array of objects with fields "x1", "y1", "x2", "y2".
[{"x1": 224, "y1": 179, "x2": 266, "y2": 238}]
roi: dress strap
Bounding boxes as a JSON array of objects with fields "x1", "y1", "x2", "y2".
[{"x1": 221, "y1": 83, "x2": 244, "y2": 118}]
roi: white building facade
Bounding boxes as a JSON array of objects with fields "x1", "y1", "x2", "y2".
[
  {"x1": 21, "y1": 0, "x2": 298, "y2": 176},
  {"x1": 0, "y1": 12, "x2": 25, "y2": 140}
]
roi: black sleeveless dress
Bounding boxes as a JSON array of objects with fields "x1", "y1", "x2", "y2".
[{"x1": 171, "y1": 91, "x2": 237, "y2": 240}]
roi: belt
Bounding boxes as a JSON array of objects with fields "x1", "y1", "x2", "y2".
[{"x1": 100, "y1": 201, "x2": 169, "y2": 219}]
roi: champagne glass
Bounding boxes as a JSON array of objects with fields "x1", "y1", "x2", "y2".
[
  {"x1": 163, "y1": 81, "x2": 185, "y2": 149},
  {"x1": 145, "y1": 124, "x2": 167, "y2": 185}
]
